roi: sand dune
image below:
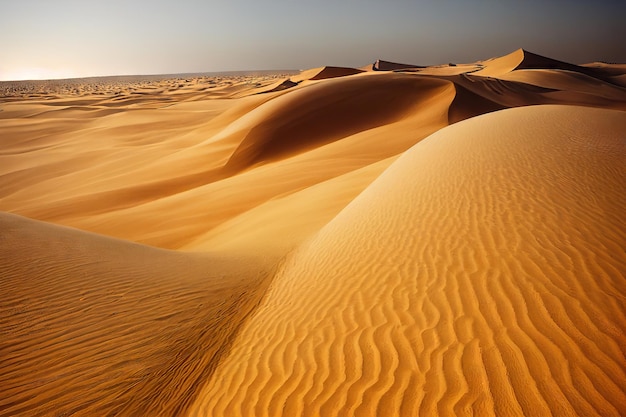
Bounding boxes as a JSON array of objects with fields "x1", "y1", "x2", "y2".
[
  {"x1": 447, "y1": 73, "x2": 626, "y2": 111},
  {"x1": 0, "y1": 212, "x2": 273, "y2": 416},
  {"x1": 259, "y1": 79, "x2": 300, "y2": 94},
  {"x1": 223, "y1": 74, "x2": 451, "y2": 170},
  {"x1": 373, "y1": 59, "x2": 422, "y2": 71},
  {"x1": 1, "y1": 72, "x2": 455, "y2": 250},
  {"x1": 1, "y1": 49, "x2": 625, "y2": 416},
  {"x1": 446, "y1": 82, "x2": 506, "y2": 123},
  {"x1": 291, "y1": 66, "x2": 364, "y2": 82},
  {"x1": 474, "y1": 48, "x2": 611, "y2": 80},
  {"x1": 408, "y1": 64, "x2": 482, "y2": 76},
  {"x1": 188, "y1": 105, "x2": 626, "y2": 417},
  {"x1": 498, "y1": 69, "x2": 626, "y2": 101}
]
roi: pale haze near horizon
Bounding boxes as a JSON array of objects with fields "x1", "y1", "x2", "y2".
[{"x1": 0, "y1": 0, "x2": 624, "y2": 81}]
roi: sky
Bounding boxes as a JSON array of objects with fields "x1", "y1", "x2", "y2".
[{"x1": 1, "y1": 0, "x2": 624, "y2": 81}]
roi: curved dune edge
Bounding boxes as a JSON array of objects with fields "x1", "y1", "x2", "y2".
[
  {"x1": 498, "y1": 69, "x2": 626, "y2": 100},
  {"x1": 475, "y1": 48, "x2": 597, "y2": 78},
  {"x1": 444, "y1": 73, "x2": 626, "y2": 116},
  {"x1": 224, "y1": 74, "x2": 452, "y2": 171},
  {"x1": 291, "y1": 66, "x2": 364, "y2": 83},
  {"x1": 188, "y1": 105, "x2": 626, "y2": 417},
  {"x1": 0, "y1": 212, "x2": 275, "y2": 417},
  {"x1": 373, "y1": 59, "x2": 422, "y2": 71}
]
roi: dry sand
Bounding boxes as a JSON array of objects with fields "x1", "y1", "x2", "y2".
[
  {"x1": 1, "y1": 51, "x2": 625, "y2": 416},
  {"x1": 188, "y1": 105, "x2": 626, "y2": 417},
  {"x1": 0, "y1": 213, "x2": 273, "y2": 416}
]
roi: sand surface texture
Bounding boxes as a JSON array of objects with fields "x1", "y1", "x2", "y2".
[{"x1": 1, "y1": 51, "x2": 625, "y2": 416}]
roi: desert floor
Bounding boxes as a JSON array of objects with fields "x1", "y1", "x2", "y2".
[{"x1": 1, "y1": 49, "x2": 625, "y2": 416}]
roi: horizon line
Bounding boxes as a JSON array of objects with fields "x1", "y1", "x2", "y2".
[
  {"x1": 0, "y1": 68, "x2": 301, "y2": 83},
  {"x1": 1, "y1": 48, "x2": 621, "y2": 83}
]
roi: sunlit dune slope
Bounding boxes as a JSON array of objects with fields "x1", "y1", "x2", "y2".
[
  {"x1": 182, "y1": 156, "x2": 396, "y2": 254},
  {"x1": 0, "y1": 212, "x2": 273, "y2": 417},
  {"x1": 189, "y1": 105, "x2": 626, "y2": 417},
  {"x1": 474, "y1": 48, "x2": 612, "y2": 80},
  {"x1": 1, "y1": 73, "x2": 456, "y2": 252},
  {"x1": 75, "y1": 74, "x2": 452, "y2": 251}
]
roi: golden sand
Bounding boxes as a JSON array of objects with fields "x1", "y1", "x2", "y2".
[{"x1": 1, "y1": 51, "x2": 625, "y2": 416}]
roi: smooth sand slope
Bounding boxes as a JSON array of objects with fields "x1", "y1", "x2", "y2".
[
  {"x1": 0, "y1": 212, "x2": 273, "y2": 416},
  {"x1": 189, "y1": 106, "x2": 626, "y2": 417},
  {"x1": 1, "y1": 50, "x2": 626, "y2": 416}
]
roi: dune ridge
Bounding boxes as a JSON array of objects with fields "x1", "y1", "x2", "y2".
[
  {"x1": 1, "y1": 49, "x2": 625, "y2": 416},
  {"x1": 223, "y1": 74, "x2": 451, "y2": 171},
  {"x1": 475, "y1": 48, "x2": 610, "y2": 80},
  {"x1": 285, "y1": 66, "x2": 364, "y2": 85}
]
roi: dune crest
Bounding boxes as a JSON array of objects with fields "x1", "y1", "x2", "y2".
[
  {"x1": 474, "y1": 48, "x2": 617, "y2": 82},
  {"x1": 224, "y1": 74, "x2": 452, "y2": 171},
  {"x1": 291, "y1": 66, "x2": 363, "y2": 83}
]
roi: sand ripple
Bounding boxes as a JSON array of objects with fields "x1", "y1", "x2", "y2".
[{"x1": 189, "y1": 106, "x2": 626, "y2": 417}]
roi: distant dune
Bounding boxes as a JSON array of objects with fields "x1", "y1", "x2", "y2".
[
  {"x1": 291, "y1": 66, "x2": 364, "y2": 82},
  {"x1": 475, "y1": 48, "x2": 606, "y2": 79},
  {"x1": 1, "y1": 49, "x2": 625, "y2": 416},
  {"x1": 373, "y1": 59, "x2": 422, "y2": 71}
]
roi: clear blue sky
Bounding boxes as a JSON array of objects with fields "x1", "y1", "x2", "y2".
[{"x1": 0, "y1": 0, "x2": 624, "y2": 80}]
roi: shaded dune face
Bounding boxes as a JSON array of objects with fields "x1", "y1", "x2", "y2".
[
  {"x1": 373, "y1": 59, "x2": 422, "y2": 71},
  {"x1": 189, "y1": 106, "x2": 626, "y2": 417},
  {"x1": 499, "y1": 69, "x2": 626, "y2": 101},
  {"x1": 446, "y1": 73, "x2": 626, "y2": 115},
  {"x1": 470, "y1": 49, "x2": 626, "y2": 108},
  {"x1": 224, "y1": 74, "x2": 451, "y2": 171},
  {"x1": 447, "y1": 82, "x2": 506, "y2": 123},
  {"x1": 289, "y1": 66, "x2": 364, "y2": 83},
  {"x1": 306, "y1": 66, "x2": 364, "y2": 80}
]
